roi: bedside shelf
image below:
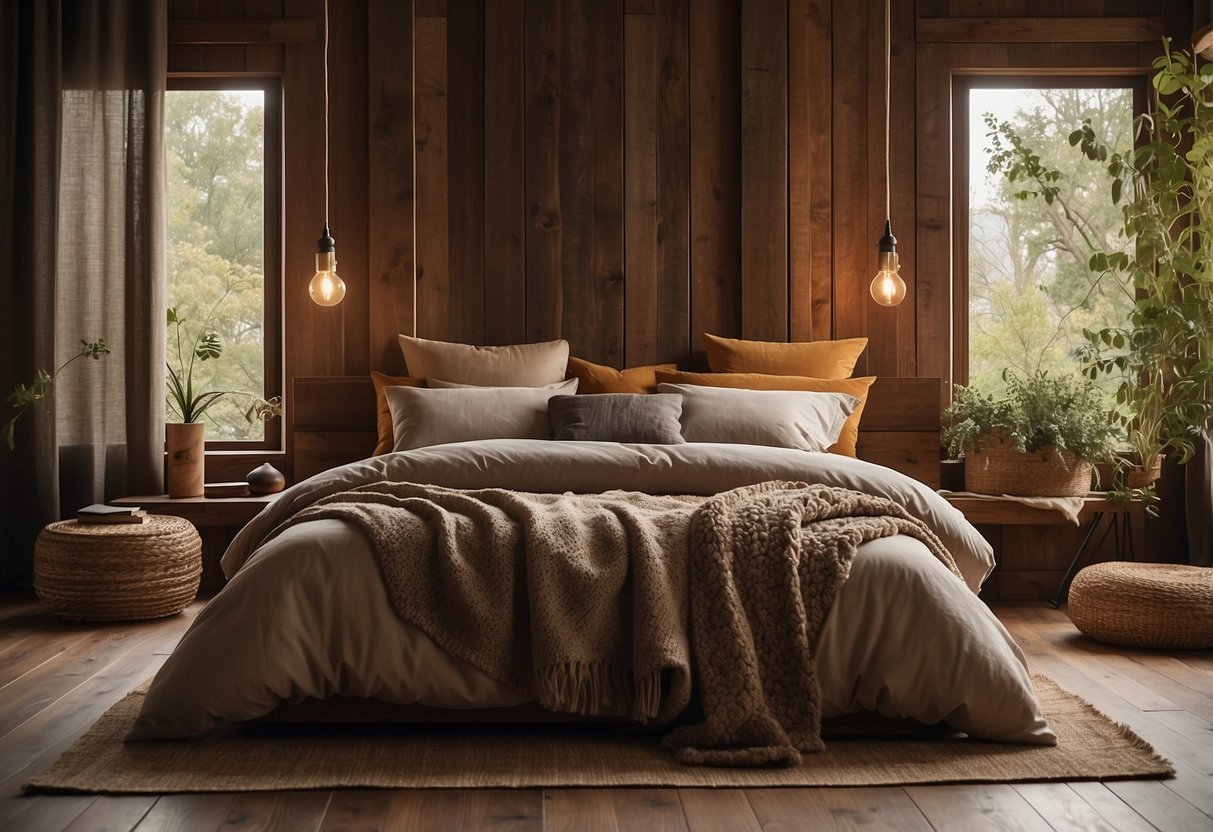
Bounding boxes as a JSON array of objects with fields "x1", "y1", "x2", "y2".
[{"x1": 112, "y1": 493, "x2": 281, "y2": 588}]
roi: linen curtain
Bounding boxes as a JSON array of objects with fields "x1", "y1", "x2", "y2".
[{"x1": 0, "y1": 0, "x2": 167, "y2": 586}]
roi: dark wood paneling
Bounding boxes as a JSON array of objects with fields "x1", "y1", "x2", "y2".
[
  {"x1": 789, "y1": 0, "x2": 832, "y2": 342},
  {"x1": 655, "y1": 0, "x2": 691, "y2": 364},
  {"x1": 483, "y1": 0, "x2": 527, "y2": 345},
  {"x1": 331, "y1": 0, "x2": 370, "y2": 375},
  {"x1": 624, "y1": 12, "x2": 660, "y2": 366},
  {"x1": 413, "y1": 14, "x2": 450, "y2": 342},
  {"x1": 447, "y1": 0, "x2": 486, "y2": 345},
  {"x1": 524, "y1": 0, "x2": 563, "y2": 344},
  {"x1": 367, "y1": 0, "x2": 415, "y2": 372},
  {"x1": 559, "y1": 0, "x2": 626, "y2": 365},
  {"x1": 918, "y1": 16, "x2": 1164, "y2": 42},
  {"x1": 168, "y1": 18, "x2": 314, "y2": 43},
  {"x1": 688, "y1": 0, "x2": 741, "y2": 359},
  {"x1": 739, "y1": 0, "x2": 788, "y2": 342},
  {"x1": 831, "y1": 0, "x2": 869, "y2": 373}
]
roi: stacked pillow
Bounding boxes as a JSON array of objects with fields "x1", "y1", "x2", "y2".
[{"x1": 372, "y1": 334, "x2": 873, "y2": 454}]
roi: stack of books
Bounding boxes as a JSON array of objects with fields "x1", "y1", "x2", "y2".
[{"x1": 77, "y1": 504, "x2": 147, "y2": 525}]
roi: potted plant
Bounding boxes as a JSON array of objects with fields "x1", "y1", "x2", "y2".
[
  {"x1": 3, "y1": 340, "x2": 110, "y2": 450},
  {"x1": 166, "y1": 307, "x2": 281, "y2": 497},
  {"x1": 943, "y1": 371, "x2": 1117, "y2": 497},
  {"x1": 1070, "y1": 42, "x2": 1213, "y2": 498}
]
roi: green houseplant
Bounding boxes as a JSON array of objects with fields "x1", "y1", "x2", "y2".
[
  {"x1": 1072, "y1": 42, "x2": 1213, "y2": 490},
  {"x1": 165, "y1": 306, "x2": 281, "y2": 497},
  {"x1": 943, "y1": 371, "x2": 1117, "y2": 497},
  {"x1": 986, "y1": 40, "x2": 1213, "y2": 505},
  {"x1": 3, "y1": 340, "x2": 110, "y2": 450}
]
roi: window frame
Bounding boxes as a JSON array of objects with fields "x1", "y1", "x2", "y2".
[
  {"x1": 166, "y1": 75, "x2": 284, "y2": 452},
  {"x1": 951, "y1": 74, "x2": 1148, "y2": 388}
]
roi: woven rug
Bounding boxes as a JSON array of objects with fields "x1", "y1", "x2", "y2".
[{"x1": 25, "y1": 676, "x2": 1172, "y2": 793}]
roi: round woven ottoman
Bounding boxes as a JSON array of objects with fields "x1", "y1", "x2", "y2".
[
  {"x1": 1068, "y1": 562, "x2": 1213, "y2": 649},
  {"x1": 34, "y1": 516, "x2": 202, "y2": 621}
]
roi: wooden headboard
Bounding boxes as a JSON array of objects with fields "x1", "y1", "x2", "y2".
[{"x1": 292, "y1": 376, "x2": 943, "y2": 486}]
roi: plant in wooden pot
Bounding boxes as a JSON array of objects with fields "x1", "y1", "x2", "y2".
[
  {"x1": 166, "y1": 307, "x2": 281, "y2": 498},
  {"x1": 943, "y1": 371, "x2": 1117, "y2": 497}
]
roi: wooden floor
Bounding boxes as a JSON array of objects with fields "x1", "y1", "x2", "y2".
[{"x1": 1, "y1": 594, "x2": 1211, "y2": 832}]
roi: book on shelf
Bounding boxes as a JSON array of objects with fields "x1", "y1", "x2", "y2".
[
  {"x1": 204, "y1": 481, "x2": 251, "y2": 498},
  {"x1": 77, "y1": 504, "x2": 147, "y2": 524}
]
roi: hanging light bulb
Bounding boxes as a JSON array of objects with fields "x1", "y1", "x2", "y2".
[
  {"x1": 869, "y1": 0, "x2": 906, "y2": 307},
  {"x1": 308, "y1": 222, "x2": 345, "y2": 306},
  {"x1": 870, "y1": 219, "x2": 906, "y2": 306},
  {"x1": 309, "y1": 0, "x2": 345, "y2": 306}
]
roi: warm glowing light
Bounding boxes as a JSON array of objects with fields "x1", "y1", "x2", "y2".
[
  {"x1": 870, "y1": 220, "x2": 906, "y2": 306},
  {"x1": 308, "y1": 249, "x2": 345, "y2": 306},
  {"x1": 870, "y1": 249, "x2": 907, "y2": 306}
]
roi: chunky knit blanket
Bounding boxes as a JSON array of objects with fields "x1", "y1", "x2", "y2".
[{"x1": 276, "y1": 480, "x2": 960, "y2": 766}]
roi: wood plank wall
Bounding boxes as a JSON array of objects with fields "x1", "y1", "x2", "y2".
[{"x1": 167, "y1": 0, "x2": 1181, "y2": 402}]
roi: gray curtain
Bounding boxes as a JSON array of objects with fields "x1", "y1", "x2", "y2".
[{"x1": 0, "y1": 0, "x2": 167, "y2": 586}]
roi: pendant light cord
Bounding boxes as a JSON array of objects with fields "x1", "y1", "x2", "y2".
[
  {"x1": 323, "y1": 0, "x2": 330, "y2": 224},
  {"x1": 884, "y1": 0, "x2": 891, "y2": 221}
]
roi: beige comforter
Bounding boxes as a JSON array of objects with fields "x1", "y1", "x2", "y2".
[{"x1": 129, "y1": 440, "x2": 1054, "y2": 746}]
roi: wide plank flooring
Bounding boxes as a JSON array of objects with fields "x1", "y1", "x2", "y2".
[{"x1": 0, "y1": 593, "x2": 1211, "y2": 832}]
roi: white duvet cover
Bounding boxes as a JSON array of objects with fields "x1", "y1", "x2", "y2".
[{"x1": 129, "y1": 440, "x2": 1054, "y2": 745}]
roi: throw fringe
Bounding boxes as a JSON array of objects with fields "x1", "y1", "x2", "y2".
[{"x1": 536, "y1": 662, "x2": 665, "y2": 723}]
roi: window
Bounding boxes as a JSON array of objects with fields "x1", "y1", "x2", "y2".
[
  {"x1": 165, "y1": 79, "x2": 281, "y2": 447},
  {"x1": 957, "y1": 78, "x2": 1144, "y2": 396}
]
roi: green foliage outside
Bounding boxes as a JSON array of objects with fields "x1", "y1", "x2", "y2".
[
  {"x1": 970, "y1": 87, "x2": 1136, "y2": 404},
  {"x1": 165, "y1": 90, "x2": 266, "y2": 440}
]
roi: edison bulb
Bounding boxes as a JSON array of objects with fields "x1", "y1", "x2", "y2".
[
  {"x1": 870, "y1": 220, "x2": 907, "y2": 306},
  {"x1": 870, "y1": 249, "x2": 907, "y2": 307},
  {"x1": 308, "y1": 249, "x2": 346, "y2": 307}
]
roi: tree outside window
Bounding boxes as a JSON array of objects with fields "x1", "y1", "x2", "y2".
[
  {"x1": 165, "y1": 88, "x2": 267, "y2": 441},
  {"x1": 967, "y1": 85, "x2": 1137, "y2": 400}
]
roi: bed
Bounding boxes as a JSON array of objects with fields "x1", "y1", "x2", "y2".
[{"x1": 127, "y1": 371, "x2": 1055, "y2": 762}]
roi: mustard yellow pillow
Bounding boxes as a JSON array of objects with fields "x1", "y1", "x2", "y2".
[
  {"x1": 370, "y1": 371, "x2": 425, "y2": 455},
  {"x1": 566, "y1": 357, "x2": 678, "y2": 394},
  {"x1": 654, "y1": 369, "x2": 875, "y2": 457},
  {"x1": 703, "y1": 333, "x2": 868, "y2": 378}
]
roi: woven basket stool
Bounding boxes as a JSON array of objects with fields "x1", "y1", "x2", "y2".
[
  {"x1": 1068, "y1": 562, "x2": 1213, "y2": 649},
  {"x1": 34, "y1": 516, "x2": 201, "y2": 621}
]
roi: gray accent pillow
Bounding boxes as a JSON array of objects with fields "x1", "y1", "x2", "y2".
[
  {"x1": 547, "y1": 393, "x2": 686, "y2": 445},
  {"x1": 656, "y1": 383, "x2": 858, "y2": 451}
]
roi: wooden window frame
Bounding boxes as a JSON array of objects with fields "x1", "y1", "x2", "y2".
[
  {"x1": 166, "y1": 75, "x2": 285, "y2": 453},
  {"x1": 951, "y1": 73, "x2": 1149, "y2": 388}
]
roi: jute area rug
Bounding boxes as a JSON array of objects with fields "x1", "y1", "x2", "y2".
[{"x1": 26, "y1": 676, "x2": 1172, "y2": 794}]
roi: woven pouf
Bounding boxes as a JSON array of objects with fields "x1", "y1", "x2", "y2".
[
  {"x1": 1068, "y1": 562, "x2": 1213, "y2": 649},
  {"x1": 34, "y1": 516, "x2": 202, "y2": 621}
]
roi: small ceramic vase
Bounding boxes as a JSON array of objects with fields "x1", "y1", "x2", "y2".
[{"x1": 246, "y1": 462, "x2": 286, "y2": 495}]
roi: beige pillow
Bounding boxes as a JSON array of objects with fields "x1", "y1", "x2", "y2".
[
  {"x1": 703, "y1": 333, "x2": 868, "y2": 378},
  {"x1": 427, "y1": 378, "x2": 577, "y2": 391},
  {"x1": 653, "y1": 370, "x2": 875, "y2": 457},
  {"x1": 385, "y1": 382, "x2": 578, "y2": 451},
  {"x1": 398, "y1": 335, "x2": 569, "y2": 387},
  {"x1": 656, "y1": 383, "x2": 858, "y2": 452}
]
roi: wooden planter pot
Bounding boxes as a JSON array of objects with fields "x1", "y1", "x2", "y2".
[
  {"x1": 964, "y1": 432, "x2": 1093, "y2": 497},
  {"x1": 165, "y1": 422, "x2": 205, "y2": 498}
]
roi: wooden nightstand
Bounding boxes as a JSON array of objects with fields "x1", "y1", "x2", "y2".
[
  {"x1": 943, "y1": 494, "x2": 1143, "y2": 605},
  {"x1": 112, "y1": 494, "x2": 280, "y2": 589}
]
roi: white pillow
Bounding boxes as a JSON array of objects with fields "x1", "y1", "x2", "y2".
[
  {"x1": 385, "y1": 381, "x2": 579, "y2": 451},
  {"x1": 398, "y1": 335, "x2": 569, "y2": 387},
  {"x1": 656, "y1": 383, "x2": 858, "y2": 452}
]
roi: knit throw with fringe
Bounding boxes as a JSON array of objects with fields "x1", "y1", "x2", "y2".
[{"x1": 276, "y1": 480, "x2": 960, "y2": 766}]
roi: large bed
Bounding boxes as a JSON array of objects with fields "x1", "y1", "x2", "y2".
[{"x1": 128, "y1": 369, "x2": 1055, "y2": 761}]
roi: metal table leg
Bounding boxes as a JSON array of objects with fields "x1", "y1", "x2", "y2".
[{"x1": 1050, "y1": 512, "x2": 1114, "y2": 608}]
